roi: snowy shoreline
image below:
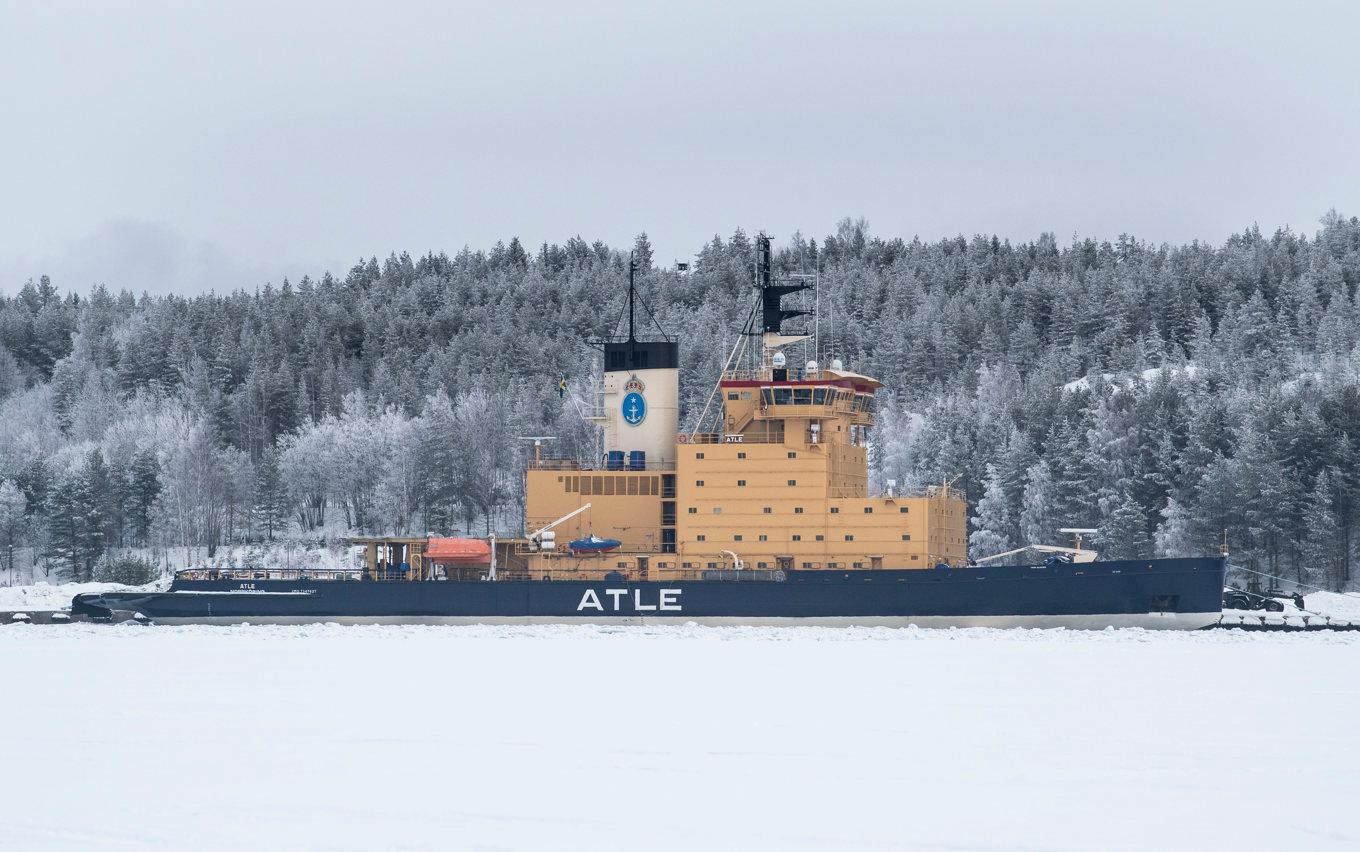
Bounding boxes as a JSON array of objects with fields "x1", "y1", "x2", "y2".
[
  {"x1": 6, "y1": 622, "x2": 1360, "y2": 646},
  {"x1": 2, "y1": 619, "x2": 1357, "y2": 851}
]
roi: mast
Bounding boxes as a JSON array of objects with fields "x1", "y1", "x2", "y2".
[{"x1": 628, "y1": 254, "x2": 637, "y2": 342}]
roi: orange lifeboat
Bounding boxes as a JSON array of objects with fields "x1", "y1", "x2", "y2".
[{"x1": 426, "y1": 538, "x2": 492, "y2": 564}]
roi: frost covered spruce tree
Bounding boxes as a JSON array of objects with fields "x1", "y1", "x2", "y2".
[
  {"x1": 1099, "y1": 494, "x2": 1153, "y2": 560},
  {"x1": 1019, "y1": 461, "x2": 1057, "y2": 546},
  {"x1": 252, "y1": 448, "x2": 290, "y2": 541},
  {"x1": 969, "y1": 465, "x2": 1013, "y2": 561},
  {"x1": 0, "y1": 479, "x2": 26, "y2": 575}
]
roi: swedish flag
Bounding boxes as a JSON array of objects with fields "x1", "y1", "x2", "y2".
[{"x1": 557, "y1": 377, "x2": 567, "y2": 399}]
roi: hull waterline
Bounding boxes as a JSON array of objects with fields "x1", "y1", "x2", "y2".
[{"x1": 72, "y1": 557, "x2": 1225, "y2": 630}]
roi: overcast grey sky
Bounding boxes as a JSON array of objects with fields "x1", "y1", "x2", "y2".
[{"x1": 2, "y1": 0, "x2": 1358, "y2": 296}]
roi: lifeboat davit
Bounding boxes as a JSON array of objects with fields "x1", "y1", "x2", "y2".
[{"x1": 569, "y1": 535, "x2": 622, "y2": 555}]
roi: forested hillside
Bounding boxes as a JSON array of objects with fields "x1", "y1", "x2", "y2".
[{"x1": 4, "y1": 215, "x2": 1360, "y2": 589}]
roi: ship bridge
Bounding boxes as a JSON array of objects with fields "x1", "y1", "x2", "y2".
[{"x1": 714, "y1": 362, "x2": 882, "y2": 448}]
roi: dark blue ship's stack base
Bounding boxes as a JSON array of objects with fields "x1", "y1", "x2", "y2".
[{"x1": 71, "y1": 557, "x2": 1225, "y2": 627}]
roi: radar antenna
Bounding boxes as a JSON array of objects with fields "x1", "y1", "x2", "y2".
[{"x1": 517, "y1": 436, "x2": 557, "y2": 465}]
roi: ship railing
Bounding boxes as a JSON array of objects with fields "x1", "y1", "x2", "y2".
[
  {"x1": 721, "y1": 368, "x2": 832, "y2": 383},
  {"x1": 684, "y1": 432, "x2": 785, "y2": 445},
  {"x1": 529, "y1": 458, "x2": 584, "y2": 470},
  {"x1": 510, "y1": 543, "x2": 674, "y2": 558},
  {"x1": 530, "y1": 458, "x2": 677, "y2": 472},
  {"x1": 720, "y1": 368, "x2": 765, "y2": 382},
  {"x1": 820, "y1": 484, "x2": 968, "y2": 501},
  {"x1": 827, "y1": 486, "x2": 870, "y2": 499},
  {"x1": 176, "y1": 568, "x2": 369, "y2": 582},
  {"x1": 175, "y1": 567, "x2": 515, "y2": 583},
  {"x1": 491, "y1": 568, "x2": 786, "y2": 583}
]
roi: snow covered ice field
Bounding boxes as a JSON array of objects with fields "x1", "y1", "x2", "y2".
[{"x1": 1, "y1": 625, "x2": 1357, "y2": 851}]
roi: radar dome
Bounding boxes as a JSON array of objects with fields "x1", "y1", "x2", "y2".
[{"x1": 771, "y1": 351, "x2": 787, "y2": 368}]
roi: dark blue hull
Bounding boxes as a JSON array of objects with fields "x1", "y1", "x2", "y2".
[{"x1": 72, "y1": 557, "x2": 1225, "y2": 629}]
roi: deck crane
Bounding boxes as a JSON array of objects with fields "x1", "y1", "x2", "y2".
[
  {"x1": 971, "y1": 528, "x2": 1100, "y2": 566},
  {"x1": 528, "y1": 503, "x2": 594, "y2": 549}
]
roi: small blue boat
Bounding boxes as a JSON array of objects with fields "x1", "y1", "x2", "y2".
[{"x1": 569, "y1": 535, "x2": 622, "y2": 555}]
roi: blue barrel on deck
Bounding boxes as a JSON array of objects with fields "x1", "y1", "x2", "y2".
[
  {"x1": 606, "y1": 450, "x2": 624, "y2": 470},
  {"x1": 628, "y1": 450, "x2": 646, "y2": 471}
]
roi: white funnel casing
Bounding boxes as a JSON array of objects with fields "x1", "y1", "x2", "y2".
[{"x1": 600, "y1": 340, "x2": 679, "y2": 469}]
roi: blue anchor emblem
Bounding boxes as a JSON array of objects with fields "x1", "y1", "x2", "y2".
[{"x1": 622, "y1": 391, "x2": 647, "y2": 426}]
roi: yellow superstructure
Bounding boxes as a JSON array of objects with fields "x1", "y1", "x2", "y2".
[
  {"x1": 519, "y1": 236, "x2": 967, "y2": 581},
  {"x1": 522, "y1": 361, "x2": 967, "y2": 580}
]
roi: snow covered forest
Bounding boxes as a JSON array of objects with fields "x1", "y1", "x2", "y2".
[{"x1": 4, "y1": 214, "x2": 1360, "y2": 590}]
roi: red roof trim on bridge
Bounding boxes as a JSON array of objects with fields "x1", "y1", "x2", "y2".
[{"x1": 719, "y1": 379, "x2": 875, "y2": 392}]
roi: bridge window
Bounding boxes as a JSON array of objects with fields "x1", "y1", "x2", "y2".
[
  {"x1": 773, "y1": 388, "x2": 792, "y2": 405},
  {"x1": 761, "y1": 389, "x2": 772, "y2": 406},
  {"x1": 813, "y1": 388, "x2": 827, "y2": 405},
  {"x1": 793, "y1": 388, "x2": 812, "y2": 404},
  {"x1": 727, "y1": 392, "x2": 739, "y2": 400}
]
